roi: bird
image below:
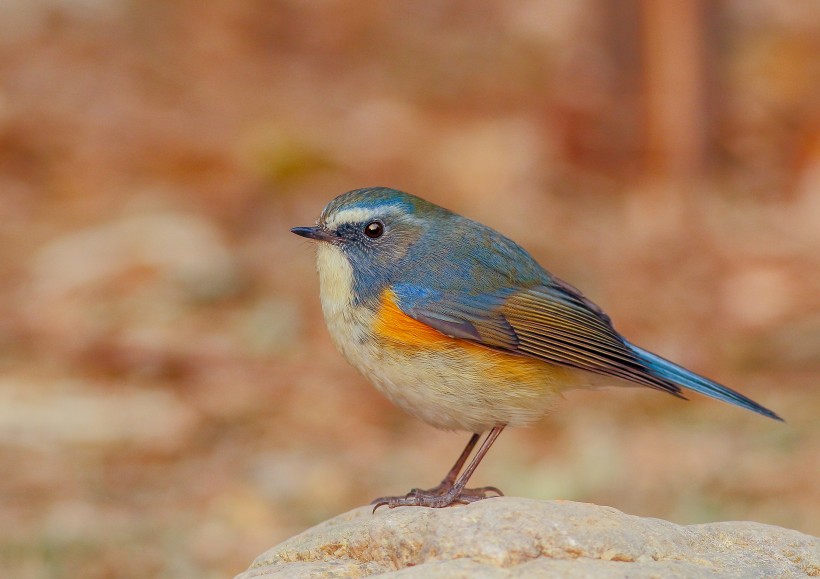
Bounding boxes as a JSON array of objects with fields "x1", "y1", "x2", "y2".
[{"x1": 291, "y1": 186, "x2": 782, "y2": 510}]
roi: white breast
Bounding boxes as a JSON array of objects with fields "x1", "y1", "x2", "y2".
[{"x1": 315, "y1": 243, "x2": 378, "y2": 367}]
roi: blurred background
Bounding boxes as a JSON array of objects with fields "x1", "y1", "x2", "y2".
[{"x1": 0, "y1": 0, "x2": 818, "y2": 577}]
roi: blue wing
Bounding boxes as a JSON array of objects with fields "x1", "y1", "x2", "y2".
[{"x1": 392, "y1": 282, "x2": 782, "y2": 421}]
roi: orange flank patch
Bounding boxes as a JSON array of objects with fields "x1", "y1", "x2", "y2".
[
  {"x1": 373, "y1": 289, "x2": 461, "y2": 348},
  {"x1": 373, "y1": 289, "x2": 572, "y2": 391}
]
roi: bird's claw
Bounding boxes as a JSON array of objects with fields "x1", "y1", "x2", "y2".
[{"x1": 370, "y1": 485, "x2": 503, "y2": 512}]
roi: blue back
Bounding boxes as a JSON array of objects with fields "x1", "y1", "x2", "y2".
[{"x1": 324, "y1": 187, "x2": 549, "y2": 304}]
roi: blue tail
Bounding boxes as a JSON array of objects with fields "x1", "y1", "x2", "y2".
[{"x1": 628, "y1": 344, "x2": 783, "y2": 422}]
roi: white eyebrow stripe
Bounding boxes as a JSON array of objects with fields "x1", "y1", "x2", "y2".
[{"x1": 323, "y1": 205, "x2": 404, "y2": 229}]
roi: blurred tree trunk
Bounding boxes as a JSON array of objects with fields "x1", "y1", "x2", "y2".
[{"x1": 639, "y1": 0, "x2": 716, "y2": 180}]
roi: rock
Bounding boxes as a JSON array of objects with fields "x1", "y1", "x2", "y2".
[{"x1": 237, "y1": 498, "x2": 819, "y2": 578}]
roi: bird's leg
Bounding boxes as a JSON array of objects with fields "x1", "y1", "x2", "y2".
[
  {"x1": 372, "y1": 425, "x2": 506, "y2": 510},
  {"x1": 408, "y1": 432, "x2": 480, "y2": 497},
  {"x1": 439, "y1": 425, "x2": 505, "y2": 503}
]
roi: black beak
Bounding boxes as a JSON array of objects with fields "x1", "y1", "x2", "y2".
[{"x1": 291, "y1": 226, "x2": 336, "y2": 242}]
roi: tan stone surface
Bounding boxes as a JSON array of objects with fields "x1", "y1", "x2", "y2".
[{"x1": 237, "y1": 498, "x2": 819, "y2": 578}]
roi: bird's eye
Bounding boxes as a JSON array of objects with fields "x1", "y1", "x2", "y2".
[{"x1": 364, "y1": 221, "x2": 384, "y2": 239}]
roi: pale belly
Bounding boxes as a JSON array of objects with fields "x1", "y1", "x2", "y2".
[{"x1": 338, "y1": 326, "x2": 584, "y2": 433}]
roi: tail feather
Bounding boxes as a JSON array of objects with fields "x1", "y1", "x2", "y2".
[{"x1": 628, "y1": 344, "x2": 783, "y2": 422}]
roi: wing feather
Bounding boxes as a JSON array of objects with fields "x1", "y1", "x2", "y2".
[{"x1": 392, "y1": 282, "x2": 684, "y2": 397}]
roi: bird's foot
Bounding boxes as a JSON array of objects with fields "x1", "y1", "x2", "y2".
[
  {"x1": 408, "y1": 483, "x2": 504, "y2": 499},
  {"x1": 371, "y1": 485, "x2": 503, "y2": 511}
]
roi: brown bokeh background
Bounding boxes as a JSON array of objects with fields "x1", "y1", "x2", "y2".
[{"x1": 1, "y1": 1, "x2": 818, "y2": 577}]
